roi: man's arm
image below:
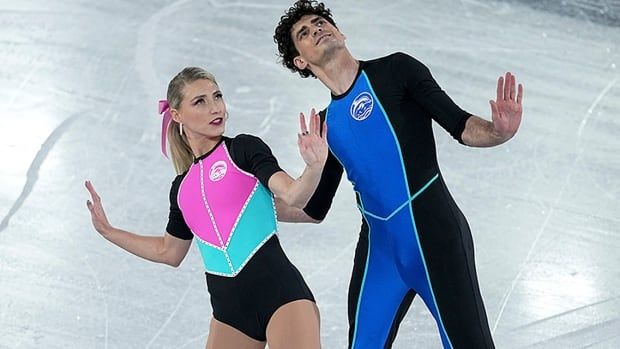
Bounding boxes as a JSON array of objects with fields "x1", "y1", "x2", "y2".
[{"x1": 461, "y1": 72, "x2": 524, "y2": 147}]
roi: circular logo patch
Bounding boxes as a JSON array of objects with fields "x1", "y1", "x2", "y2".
[
  {"x1": 350, "y1": 92, "x2": 374, "y2": 121},
  {"x1": 209, "y1": 161, "x2": 227, "y2": 182}
]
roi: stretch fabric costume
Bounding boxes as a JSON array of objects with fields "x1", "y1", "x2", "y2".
[
  {"x1": 166, "y1": 135, "x2": 314, "y2": 341},
  {"x1": 303, "y1": 52, "x2": 495, "y2": 348}
]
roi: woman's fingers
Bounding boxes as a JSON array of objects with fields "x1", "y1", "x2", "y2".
[{"x1": 299, "y1": 112, "x2": 308, "y2": 135}]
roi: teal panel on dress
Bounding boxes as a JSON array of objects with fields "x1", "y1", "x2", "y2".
[
  {"x1": 226, "y1": 184, "x2": 277, "y2": 272},
  {"x1": 195, "y1": 240, "x2": 232, "y2": 275}
]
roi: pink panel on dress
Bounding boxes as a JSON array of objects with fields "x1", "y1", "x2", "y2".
[{"x1": 178, "y1": 143, "x2": 258, "y2": 248}]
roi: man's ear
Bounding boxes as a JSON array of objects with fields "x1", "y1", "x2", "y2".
[{"x1": 293, "y1": 56, "x2": 308, "y2": 71}]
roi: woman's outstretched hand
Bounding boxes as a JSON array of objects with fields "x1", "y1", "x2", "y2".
[
  {"x1": 85, "y1": 180, "x2": 113, "y2": 236},
  {"x1": 297, "y1": 108, "x2": 328, "y2": 169}
]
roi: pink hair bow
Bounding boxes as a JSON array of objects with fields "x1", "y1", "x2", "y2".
[{"x1": 158, "y1": 100, "x2": 173, "y2": 158}]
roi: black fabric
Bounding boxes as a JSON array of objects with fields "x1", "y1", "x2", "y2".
[
  {"x1": 384, "y1": 290, "x2": 416, "y2": 349},
  {"x1": 412, "y1": 175, "x2": 495, "y2": 348},
  {"x1": 226, "y1": 134, "x2": 283, "y2": 188},
  {"x1": 165, "y1": 134, "x2": 283, "y2": 240},
  {"x1": 206, "y1": 235, "x2": 315, "y2": 341},
  {"x1": 307, "y1": 52, "x2": 493, "y2": 347},
  {"x1": 303, "y1": 53, "x2": 471, "y2": 219},
  {"x1": 302, "y1": 110, "x2": 344, "y2": 221}
]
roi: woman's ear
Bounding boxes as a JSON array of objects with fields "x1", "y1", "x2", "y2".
[{"x1": 170, "y1": 108, "x2": 181, "y2": 123}]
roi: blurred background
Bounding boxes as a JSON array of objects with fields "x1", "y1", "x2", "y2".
[{"x1": 1, "y1": 0, "x2": 619, "y2": 348}]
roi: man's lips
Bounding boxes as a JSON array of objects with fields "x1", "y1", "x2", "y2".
[{"x1": 316, "y1": 33, "x2": 331, "y2": 45}]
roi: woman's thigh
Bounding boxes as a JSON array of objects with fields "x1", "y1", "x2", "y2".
[
  {"x1": 205, "y1": 318, "x2": 266, "y2": 349},
  {"x1": 266, "y1": 299, "x2": 321, "y2": 349}
]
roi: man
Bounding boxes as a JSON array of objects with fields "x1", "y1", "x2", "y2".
[{"x1": 273, "y1": 1, "x2": 523, "y2": 348}]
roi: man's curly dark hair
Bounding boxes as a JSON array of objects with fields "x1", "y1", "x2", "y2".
[{"x1": 273, "y1": 0, "x2": 337, "y2": 78}]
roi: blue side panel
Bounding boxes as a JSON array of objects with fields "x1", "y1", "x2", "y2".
[{"x1": 326, "y1": 72, "x2": 409, "y2": 218}]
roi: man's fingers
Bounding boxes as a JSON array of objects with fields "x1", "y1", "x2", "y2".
[
  {"x1": 510, "y1": 74, "x2": 516, "y2": 101},
  {"x1": 503, "y1": 72, "x2": 511, "y2": 101},
  {"x1": 517, "y1": 83, "x2": 524, "y2": 105},
  {"x1": 496, "y1": 76, "x2": 504, "y2": 101},
  {"x1": 490, "y1": 100, "x2": 499, "y2": 119}
]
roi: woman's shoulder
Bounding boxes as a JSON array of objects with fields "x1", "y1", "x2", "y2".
[
  {"x1": 228, "y1": 133, "x2": 270, "y2": 152},
  {"x1": 170, "y1": 171, "x2": 188, "y2": 187},
  {"x1": 230, "y1": 133, "x2": 265, "y2": 144}
]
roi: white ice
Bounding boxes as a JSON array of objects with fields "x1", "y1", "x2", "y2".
[{"x1": 0, "y1": 0, "x2": 619, "y2": 348}]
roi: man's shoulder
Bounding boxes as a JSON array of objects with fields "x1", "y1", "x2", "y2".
[
  {"x1": 363, "y1": 52, "x2": 429, "y2": 79},
  {"x1": 365, "y1": 52, "x2": 415, "y2": 65}
]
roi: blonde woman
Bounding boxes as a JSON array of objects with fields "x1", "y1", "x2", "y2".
[{"x1": 85, "y1": 67, "x2": 326, "y2": 349}]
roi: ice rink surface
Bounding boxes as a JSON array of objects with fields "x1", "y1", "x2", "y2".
[{"x1": 1, "y1": 0, "x2": 619, "y2": 348}]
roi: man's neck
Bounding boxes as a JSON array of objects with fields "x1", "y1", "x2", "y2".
[{"x1": 313, "y1": 49, "x2": 359, "y2": 96}]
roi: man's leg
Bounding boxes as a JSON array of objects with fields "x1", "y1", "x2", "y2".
[
  {"x1": 347, "y1": 220, "x2": 413, "y2": 348},
  {"x1": 412, "y1": 181, "x2": 495, "y2": 348}
]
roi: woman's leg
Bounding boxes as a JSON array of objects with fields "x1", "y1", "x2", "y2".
[
  {"x1": 265, "y1": 299, "x2": 321, "y2": 349},
  {"x1": 205, "y1": 318, "x2": 266, "y2": 349}
]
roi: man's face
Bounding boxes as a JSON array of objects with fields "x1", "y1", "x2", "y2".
[{"x1": 291, "y1": 15, "x2": 345, "y2": 71}]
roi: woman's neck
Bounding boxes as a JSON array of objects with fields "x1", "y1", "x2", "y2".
[{"x1": 187, "y1": 134, "x2": 222, "y2": 158}]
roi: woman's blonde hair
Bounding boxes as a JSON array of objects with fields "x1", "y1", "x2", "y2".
[{"x1": 166, "y1": 67, "x2": 218, "y2": 174}]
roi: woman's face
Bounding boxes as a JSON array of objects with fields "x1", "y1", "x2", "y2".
[{"x1": 175, "y1": 79, "x2": 227, "y2": 139}]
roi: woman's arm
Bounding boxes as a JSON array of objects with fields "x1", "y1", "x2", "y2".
[
  {"x1": 268, "y1": 109, "x2": 328, "y2": 208},
  {"x1": 85, "y1": 181, "x2": 191, "y2": 267},
  {"x1": 275, "y1": 197, "x2": 322, "y2": 223}
]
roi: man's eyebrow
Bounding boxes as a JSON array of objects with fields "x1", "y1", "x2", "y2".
[
  {"x1": 295, "y1": 24, "x2": 308, "y2": 39},
  {"x1": 295, "y1": 17, "x2": 322, "y2": 39}
]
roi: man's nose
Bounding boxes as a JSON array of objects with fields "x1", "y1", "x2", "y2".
[{"x1": 312, "y1": 26, "x2": 323, "y2": 37}]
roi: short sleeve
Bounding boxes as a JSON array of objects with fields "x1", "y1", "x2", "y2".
[
  {"x1": 230, "y1": 134, "x2": 283, "y2": 188},
  {"x1": 391, "y1": 52, "x2": 471, "y2": 143},
  {"x1": 165, "y1": 175, "x2": 193, "y2": 240}
]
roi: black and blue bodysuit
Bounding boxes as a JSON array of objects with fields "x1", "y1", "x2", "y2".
[{"x1": 304, "y1": 52, "x2": 495, "y2": 348}]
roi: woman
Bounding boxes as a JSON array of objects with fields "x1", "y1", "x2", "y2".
[{"x1": 85, "y1": 67, "x2": 327, "y2": 349}]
